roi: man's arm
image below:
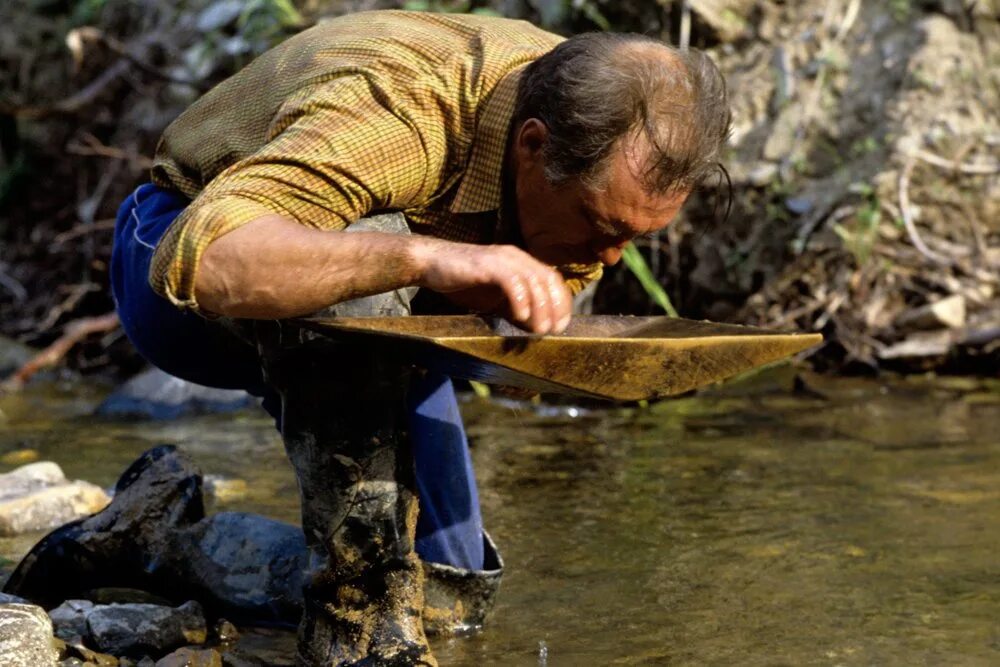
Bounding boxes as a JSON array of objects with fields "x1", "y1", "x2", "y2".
[{"x1": 196, "y1": 214, "x2": 573, "y2": 334}]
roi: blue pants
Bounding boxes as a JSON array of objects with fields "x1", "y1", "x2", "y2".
[{"x1": 110, "y1": 183, "x2": 484, "y2": 570}]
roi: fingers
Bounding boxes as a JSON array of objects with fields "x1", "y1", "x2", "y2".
[{"x1": 496, "y1": 250, "x2": 571, "y2": 335}]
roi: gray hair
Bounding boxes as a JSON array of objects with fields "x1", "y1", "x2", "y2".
[{"x1": 513, "y1": 32, "x2": 731, "y2": 195}]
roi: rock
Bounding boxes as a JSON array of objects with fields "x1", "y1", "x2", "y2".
[
  {"x1": 155, "y1": 647, "x2": 222, "y2": 667},
  {"x1": 86, "y1": 601, "x2": 207, "y2": 657},
  {"x1": 86, "y1": 588, "x2": 175, "y2": 607},
  {"x1": 48, "y1": 599, "x2": 94, "y2": 641},
  {"x1": 96, "y1": 368, "x2": 254, "y2": 420},
  {"x1": 878, "y1": 330, "x2": 954, "y2": 359},
  {"x1": 4, "y1": 446, "x2": 206, "y2": 609},
  {"x1": 0, "y1": 603, "x2": 60, "y2": 666},
  {"x1": 0, "y1": 461, "x2": 67, "y2": 496},
  {"x1": 0, "y1": 592, "x2": 30, "y2": 605},
  {"x1": 62, "y1": 641, "x2": 118, "y2": 667},
  {"x1": 203, "y1": 476, "x2": 249, "y2": 505},
  {"x1": 153, "y1": 512, "x2": 307, "y2": 625},
  {"x1": 0, "y1": 462, "x2": 111, "y2": 536},
  {"x1": 213, "y1": 619, "x2": 239, "y2": 644},
  {"x1": 0, "y1": 479, "x2": 111, "y2": 536},
  {"x1": 0, "y1": 449, "x2": 41, "y2": 465},
  {"x1": 895, "y1": 294, "x2": 967, "y2": 331}
]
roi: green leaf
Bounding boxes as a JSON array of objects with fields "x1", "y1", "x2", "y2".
[{"x1": 621, "y1": 242, "x2": 678, "y2": 317}]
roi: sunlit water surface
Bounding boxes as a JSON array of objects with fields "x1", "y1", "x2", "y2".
[{"x1": 1, "y1": 369, "x2": 998, "y2": 666}]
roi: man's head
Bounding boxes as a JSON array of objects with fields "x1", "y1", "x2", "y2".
[{"x1": 508, "y1": 33, "x2": 731, "y2": 267}]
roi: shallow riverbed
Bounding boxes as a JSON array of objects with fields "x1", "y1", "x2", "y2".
[{"x1": 1, "y1": 368, "x2": 998, "y2": 665}]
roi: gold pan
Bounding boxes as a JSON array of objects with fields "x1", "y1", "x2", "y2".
[{"x1": 300, "y1": 315, "x2": 822, "y2": 401}]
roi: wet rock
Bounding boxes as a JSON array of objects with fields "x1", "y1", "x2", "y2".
[
  {"x1": 155, "y1": 647, "x2": 222, "y2": 667},
  {"x1": 86, "y1": 588, "x2": 175, "y2": 607},
  {"x1": 86, "y1": 601, "x2": 207, "y2": 657},
  {"x1": 49, "y1": 599, "x2": 94, "y2": 641},
  {"x1": 4, "y1": 446, "x2": 206, "y2": 608},
  {"x1": 62, "y1": 641, "x2": 118, "y2": 667},
  {"x1": 0, "y1": 462, "x2": 110, "y2": 536},
  {"x1": 0, "y1": 592, "x2": 30, "y2": 604},
  {"x1": 154, "y1": 512, "x2": 307, "y2": 625},
  {"x1": 0, "y1": 449, "x2": 41, "y2": 465},
  {"x1": 203, "y1": 476, "x2": 249, "y2": 506},
  {"x1": 213, "y1": 619, "x2": 239, "y2": 644},
  {"x1": 5, "y1": 446, "x2": 307, "y2": 626},
  {"x1": 96, "y1": 368, "x2": 254, "y2": 420},
  {"x1": 0, "y1": 603, "x2": 60, "y2": 666}
]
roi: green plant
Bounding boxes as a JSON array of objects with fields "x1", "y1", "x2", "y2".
[
  {"x1": 621, "y1": 242, "x2": 678, "y2": 317},
  {"x1": 832, "y1": 191, "x2": 881, "y2": 266}
]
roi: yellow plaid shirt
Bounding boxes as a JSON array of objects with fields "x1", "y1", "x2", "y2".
[{"x1": 150, "y1": 10, "x2": 603, "y2": 314}]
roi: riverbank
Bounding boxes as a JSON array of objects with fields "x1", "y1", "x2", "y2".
[{"x1": 1, "y1": 0, "x2": 997, "y2": 377}]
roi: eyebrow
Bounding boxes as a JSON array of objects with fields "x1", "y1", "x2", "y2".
[{"x1": 582, "y1": 204, "x2": 631, "y2": 237}]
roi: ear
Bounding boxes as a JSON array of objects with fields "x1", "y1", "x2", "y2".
[{"x1": 513, "y1": 118, "x2": 548, "y2": 166}]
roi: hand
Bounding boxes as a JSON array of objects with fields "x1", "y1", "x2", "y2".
[{"x1": 414, "y1": 240, "x2": 572, "y2": 334}]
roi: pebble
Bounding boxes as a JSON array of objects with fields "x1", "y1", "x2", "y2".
[{"x1": 155, "y1": 647, "x2": 223, "y2": 667}]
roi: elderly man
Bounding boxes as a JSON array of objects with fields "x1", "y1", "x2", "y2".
[{"x1": 110, "y1": 9, "x2": 729, "y2": 666}]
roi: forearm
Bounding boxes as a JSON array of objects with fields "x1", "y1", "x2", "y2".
[{"x1": 195, "y1": 215, "x2": 427, "y2": 319}]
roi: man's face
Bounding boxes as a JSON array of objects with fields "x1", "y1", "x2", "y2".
[{"x1": 512, "y1": 120, "x2": 688, "y2": 268}]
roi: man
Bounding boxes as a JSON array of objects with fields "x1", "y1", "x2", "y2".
[{"x1": 110, "y1": 9, "x2": 730, "y2": 666}]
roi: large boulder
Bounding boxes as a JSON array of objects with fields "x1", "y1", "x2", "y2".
[
  {"x1": 0, "y1": 603, "x2": 60, "y2": 666},
  {"x1": 0, "y1": 462, "x2": 110, "y2": 536}
]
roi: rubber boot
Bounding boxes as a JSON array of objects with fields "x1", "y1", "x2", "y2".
[
  {"x1": 421, "y1": 531, "x2": 504, "y2": 636},
  {"x1": 258, "y1": 328, "x2": 435, "y2": 667}
]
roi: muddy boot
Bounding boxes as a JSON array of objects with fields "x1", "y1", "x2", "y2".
[
  {"x1": 3, "y1": 445, "x2": 205, "y2": 607},
  {"x1": 258, "y1": 329, "x2": 435, "y2": 667},
  {"x1": 421, "y1": 532, "x2": 504, "y2": 636}
]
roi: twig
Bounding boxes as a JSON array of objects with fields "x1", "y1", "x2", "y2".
[
  {"x1": 66, "y1": 27, "x2": 201, "y2": 87},
  {"x1": 898, "y1": 156, "x2": 955, "y2": 267},
  {"x1": 910, "y1": 147, "x2": 999, "y2": 175},
  {"x1": 50, "y1": 219, "x2": 117, "y2": 247},
  {"x1": 66, "y1": 133, "x2": 154, "y2": 170},
  {"x1": 35, "y1": 283, "x2": 102, "y2": 332},
  {"x1": 0, "y1": 312, "x2": 120, "y2": 393},
  {"x1": 0, "y1": 59, "x2": 131, "y2": 119}
]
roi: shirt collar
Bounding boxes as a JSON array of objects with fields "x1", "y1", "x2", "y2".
[{"x1": 450, "y1": 64, "x2": 527, "y2": 215}]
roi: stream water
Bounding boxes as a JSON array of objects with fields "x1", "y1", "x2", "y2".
[{"x1": 1, "y1": 367, "x2": 998, "y2": 665}]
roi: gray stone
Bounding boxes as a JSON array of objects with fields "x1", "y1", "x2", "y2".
[
  {"x1": 86, "y1": 601, "x2": 207, "y2": 657},
  {"x1": 0, "y1": 462, "x2": 110, "y2": 536},
  {"x1": 0, "y1": 462, "x2": 66, "y2": 498},
  {"x1": 0, "y1": 479, "x2": 111, "y2": 536},
  {"x1": 0, "y1": 592, "x2": 29, "y2": 605},
  {"x1": 48, "y1": 599, "x2": 94, "y2": 641},
  {"x1": 0, "y1": 603, "x2": 60, "y2": 666},
  {"x1": 96, "y1": 368, "x2": 253, "y2": 420}
]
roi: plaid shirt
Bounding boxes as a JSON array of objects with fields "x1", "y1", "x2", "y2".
[{"x1": 150, "y1": 10, "x2": 602, "y2": 314}]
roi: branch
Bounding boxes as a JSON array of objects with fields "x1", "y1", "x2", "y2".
[{"x1": 0, "y1": 312, "x2": 120, "y2": 393}]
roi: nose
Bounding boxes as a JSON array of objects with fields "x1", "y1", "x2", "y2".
[{"x1": 595, "y1": 239, "x2": 629, "y2": 266}]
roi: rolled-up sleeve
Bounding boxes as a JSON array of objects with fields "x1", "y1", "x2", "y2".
[{"x1": 149, "y1": 75, "x2": 443, "y2": 312}]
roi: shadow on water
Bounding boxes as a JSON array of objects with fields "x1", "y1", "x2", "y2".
[{"x1": 1, "y1": 368, "x2": 999, "y2": 665}]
